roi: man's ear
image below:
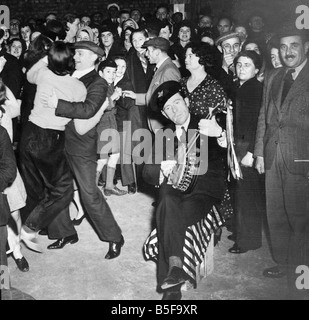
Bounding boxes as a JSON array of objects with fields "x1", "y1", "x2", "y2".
[
  {"x1": 304, "y1": 41, "x2": 309, "y2": 55},
  {"x1": 184, "y1": 97, "x2": 190, "y2": 107},
  {"x1": 217, "y1": 45, "x2": 223, "y2": 53},
  {"x1": 98, "y1": 70, "x2": 103, "y2": 77}
]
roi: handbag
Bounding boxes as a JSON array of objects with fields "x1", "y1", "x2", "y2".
[{"x1": 0, "y1": 192, "x2": 10, "y2": 226}]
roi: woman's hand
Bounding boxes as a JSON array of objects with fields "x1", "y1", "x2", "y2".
[
  {"x1": 240, "y1": 152, "x2": 254, "y2": 167},
  {"x1": 122, "y1": 90, "x2": 136, "y2": 99},
  {"x1": 199, "y1": 117, "x2": 223, "y2": 137}
]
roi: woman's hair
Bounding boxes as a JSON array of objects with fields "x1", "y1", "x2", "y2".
[
  {"x1": 121, "y1": 26, "x2": 135, "y2": 43},
  {"x1": 113, "y1": 54, "x2": 127, "y2": 64},
  {"x1": 241, "y1": 39, "x2": 265, "y2": 56},
  {"x1": 130, "y1": 28, "x2": 149, "y2": 44},
  {"x1": 0, "y1": 78, "x2": 7, "y2": 106},
  {"x1": 23, "y1": 34, "x2": 53, "y2": 70},
  {"x1": 185, "y1": 42, "x2": 216, "y2": 68},
  {"x1": 265, "y1": 34, "x2": 281, "y2": 70},
  {"x1": 48, "y1": 41, "x2": 74, "y2": 76},
  {"x1": 7, "y1": 37, "x2": 27, "y2": 55},
  {"x1": 234, "y1": 50, "x2": 262, "y2": 71}
]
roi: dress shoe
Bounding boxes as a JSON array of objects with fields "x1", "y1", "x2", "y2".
[
  {"x1": 104, "y1": 186, "x2": 127, "y2": 196},
  {"x1": 128, "y1": 183, "x2": 137, "y2": 194},
  {"x1": 161, "y1": 267, "x2": 188, "y2": 290},
  {"x1": 105, "y1": 235, "x2": 124, "y2": 259},
  {"x1": 39, "y1": 229, "x2": 48, "y2": 236},
  {"x1": 47, "y1": 234, "x2": 79, "y2": 250},
  {"x1": 14, "y1": 256, "x2": 29, "y2": 272},
  {"x1": 263, "y1": 266, "x2": 286, "y2": 278},
  {"x1": 162, "y1": 290, "x2": 182, "y2": 300},
  {"x1": 228, "y1": 243, "x2": 248, "y2": 254},
  {"x1": 73, "y1": 215, "x2": 85, "y2": 226}
]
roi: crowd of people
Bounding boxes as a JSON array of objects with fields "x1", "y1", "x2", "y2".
[{"x1": 0, "y1": 2, "x2": 308, "y2": 300}]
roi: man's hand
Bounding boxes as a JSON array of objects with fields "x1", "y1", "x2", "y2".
[
  {"x1": 40, "y1": 88, "x2": 58, "y2": 109},
  {"x1": 111, "y1": 87, "x2": 122, "y2": 101},
  {"x1": 241, "y1": 152, "x2": 254, "y2": 167},
  {"x1": 255, "y1": 156, "x2": 265, "y2": 174},
  {"x1": 122, "y1": 90, "x2": 136, "y2": 99},
  {"x1": 198, "y1": 117, "x2": 223, "y2": 137},
  {"x1": 160, "y1": 160, "x2": 177, "y2": 178}
]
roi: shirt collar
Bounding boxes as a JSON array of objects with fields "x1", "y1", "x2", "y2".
[
  {"x1": 291, "y1": 58, "x2": 307, "y2": 80},
  {"x1": 156, "y1": 56, "x2": 169, "y2": 70},
  {"x1": 72, "y1": 66, "x2": 95, "y2": 79}
]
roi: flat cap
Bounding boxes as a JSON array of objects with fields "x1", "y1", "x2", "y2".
[
  {"x1": 150, "y1": 80, "x2": 181, "y2": 113},
  {"x1": 73, "y1": 40, "x2": 104, "y2": 57},
  {"x1": 215, "y1": 31, "x2": 239, "y2": 46},
  {"x1": 142, "y1": 37, "x2": 170, "y2": 52}
]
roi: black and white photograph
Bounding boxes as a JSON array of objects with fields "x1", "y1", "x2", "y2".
[{"x1": 0, "y1": 0, "x2": 309, "y2": 305}]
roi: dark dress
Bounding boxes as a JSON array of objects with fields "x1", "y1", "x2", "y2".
[{"x1": 233, "y1": 77, "x2": 266, "y2": 251}]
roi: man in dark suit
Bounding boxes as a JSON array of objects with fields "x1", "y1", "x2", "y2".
[
  {"x1": 46, "y1": 41, "x2": 124, "y2": 259},
  {"x1": 143, "y1": 81, "x2": 227, "y2": 300},
  {"x1": 254, "y1": 23, "x2": 309, "y2": 299}
]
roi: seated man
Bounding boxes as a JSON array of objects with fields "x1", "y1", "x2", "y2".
[{"x1": 143, "y1": 81, "x2": 227, "y2": 300}]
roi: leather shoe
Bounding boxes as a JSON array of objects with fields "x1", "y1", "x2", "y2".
[
  {"x1": 263, "y1": 266, "x2": 286, "y2": 278},
  {"x1": 228, "y1": 243, "x2": 248, "y2": 254},
  {"x1": 128, "y1": 183, "x2": 137, "y2": 194},
  {"x1": 105, "y1": 235, "x2": 124, "y2": 259},
  {"x1": 104, "y1": 186, "x2": 127, "y2": 196},
  {"x1": 162, "y1": 290, "x2": 182, "y2": 300},
  {"x1": 161, "y1": 267, "x2": 188, "y2": 290},
  {"x1": 47, "y1": 234, "x2": 79, "y2": 250},
  {"x1": 14, "y1": 256, "x2": 29, "y2": 272}
]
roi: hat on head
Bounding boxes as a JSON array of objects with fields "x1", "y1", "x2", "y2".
[
  {"x1": 215, "y1": 31, "x2": 239, "y2": 46},
  {"x1": 277, "y1": 20, "x2": 308, "y2": 40},
  {"x1": 100, "y1": 24, "x2": 116, "y2": 35},
  {"x1": 107, "y1": 3, "x2": 120, "y2": 11},
  {"x1": 150, "y1": 80, "x2": 182, "y2": 113},
  {"x1": 73, "y1": 41, "x2": 105, "y2": 57},
  {"x1": 76, "y1": 26, "x2": 94, "y2": 42},
  {"x1": 142, "y1": 37, "x2": 170, "y2": 52}
]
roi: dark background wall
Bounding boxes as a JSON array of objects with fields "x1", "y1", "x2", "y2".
[{"x1": 1, "y1": 0, "x2": 307, "y2": 32}]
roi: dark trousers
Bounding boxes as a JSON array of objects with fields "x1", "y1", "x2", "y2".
[
  {"x1": 235, "y1": 166, "x2": 266, "y2": 250},
  {"x1": 66, "y1": 151, "x2": 122, "y2": 242},
  {"x1": 266, "y1": 147, "x2": 309, "y2": 298},
  {"x1": 156, "y1": 183, "x2": 218, "y2": 285},
  {"x1": 0, "y1": 225, "x2": 8, "y2": 267},
  {"x1": 120, "y1": 131, "x2": 135, "y2": 186},
  {"x1": 19, "y1": 122, "x2": 76, "y2": 239}
]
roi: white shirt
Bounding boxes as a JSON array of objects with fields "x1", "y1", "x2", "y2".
[
  {"x1": 72, "y1": 66, "x2": 95, "y2": 79},
  {"x1": 292, "y1": 58, "x2": 307, "y2": 80}
]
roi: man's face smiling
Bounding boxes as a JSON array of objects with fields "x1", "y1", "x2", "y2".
[
  {"x1": 162, "y1": 93, "x2": 190, "y2": 126},
  {"x1": 74, "y1": 49, "x2": 96, "y2": 70},
  {"x1": 280, "y1": 35, "x2": 309, "y2": 69}
]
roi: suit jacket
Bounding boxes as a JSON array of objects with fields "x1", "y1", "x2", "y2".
[
  {"x1": 55, "y1": 69, "x2": 108, "y2": 156},
  {"x1": 136, "y1": 57, "x2": 181, "y2": 131},
  {"x1": 254, "y1": 61, "x2": 309, "y2": 176},
  {"x1": 142, "y1": 115, "x2": 226, "y2": 200},
  {"x1": 235, "y1": 77, "x2": 263, "y2": 160}
]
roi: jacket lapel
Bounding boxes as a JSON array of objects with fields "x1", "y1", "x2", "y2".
[{"x1": 271, "y1": 68, "x2": 286, "y2": 111}]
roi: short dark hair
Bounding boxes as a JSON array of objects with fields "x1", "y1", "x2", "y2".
[
  {"x1": 185, "y1": 42, "x2": 216, "y2": 68},
  {"x1": 130, "y1": 28, "x2": 148, "y2": 44},
  {"x1": 156, "y1": 3, "x2": 170, "y2": 13},
  {"x1": 48, "y1": 41, "x2": 74, "y2": 76},
  {"x1": 159, "y1": 20, "x2": 172, "y2": 33},
  {"x1": 234, "y1": 50, "x2": 262, "y2": 71},
  {"x1": 0, "y1": 78, "x2": 7, "y2": 106}
]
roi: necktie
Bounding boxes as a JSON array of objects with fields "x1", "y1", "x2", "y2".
[
  {"x1": 281, "y1": 68, "x2": 295, "y2": 105},
  {"x1": 179, "y1": 126, "x2": 186, "y2": 145}
]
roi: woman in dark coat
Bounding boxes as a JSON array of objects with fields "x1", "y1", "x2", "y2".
[{"x1": 228, "y1": 50, "x2": 266, "y2": 253}]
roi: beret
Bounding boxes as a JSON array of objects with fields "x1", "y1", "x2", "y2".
[{"x1": 150, "y1": 80, "x2": 182, "y2": 113}]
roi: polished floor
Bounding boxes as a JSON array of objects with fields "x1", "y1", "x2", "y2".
[{"x1": 4, "y1": 185, "x2": 289, "y2": 300}]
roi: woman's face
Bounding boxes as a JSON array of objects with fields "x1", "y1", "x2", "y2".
[
  {"x1": 10, "y1": 40, "x2": 23, "y2": 59},
  {"x1": 123, "y1": 20, "x2": 136, "y2": 31},
  {"x1": 270, "y1": 47, "x2": 283, "y2": 69},
  {"x1": 101, "y1": 31, "x2": 114, "y2": 48},
  {"x1": 178, "y1": 26, "x2": 191, "y2": 42},
  {"x1": 185, "y1": 48, "x2": 201, "y2": 71},
  {"x1": 236, "y1": 56, "x2": 258, "y2": 84},
  {"x1": 76, "y1": 30, "x2": 91, "y2": 42},
  {"x1": 115, "y1": 58, "x2": 127, "y2": 78},
  {"x1": 21, "y1": 26, "x2": 32, "y2": 42},
  {"x1": 132, "y1": 32, "x2": 147, "y2": 52},
  {"x1": 124, "y1": 29, "x2": 132, "y2": 41},
  {"x1": 159, "y1": 26, "x2": 171, "y2": 40},
  {"x1": 244, "y1": 42, "x2": 261, "y2": 55}
]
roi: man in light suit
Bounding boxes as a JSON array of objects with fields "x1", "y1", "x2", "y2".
[
  {"x1": 254, "y1": 23, "x2": 309, "y2": 299},
  {"x1": 123, "y1": 37, "x2": 181, "y2": 132}
]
